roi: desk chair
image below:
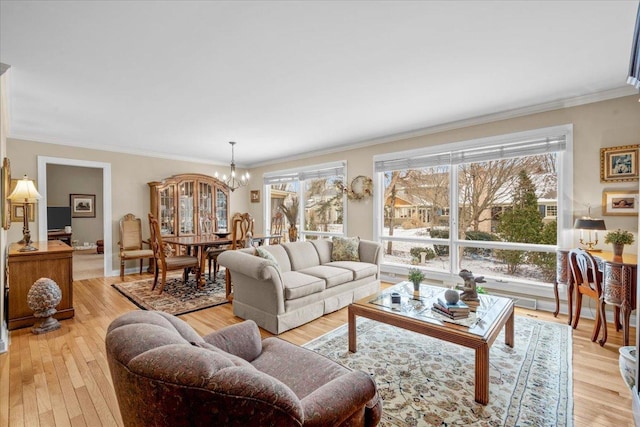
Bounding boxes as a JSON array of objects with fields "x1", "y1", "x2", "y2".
[
  {"x1": 118, "y1": 213, "x2": 155, "y2": 279},
  {"x1": 148, "y1": 213, "x2": 200, "y2": 294}
]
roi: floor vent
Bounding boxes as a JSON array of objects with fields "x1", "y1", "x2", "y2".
[{"x1": 490, "y1": 292, "x2": 538, "y2": 310}]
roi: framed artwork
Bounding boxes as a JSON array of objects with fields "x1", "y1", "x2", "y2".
[
  {"x1": 70, "y1": 194, "x2": 96, "y2": 218},
  {"x1": 2, "y1": 157, "x2": 10, "y2": 229},
  {"x1": 8, "y1": 178, "x2": 37, "y2": 222},
  {"x1": 10, "y1": 203, "x2": 35, "y2": 222},
  {"x1": 600, "y1": 144, "x2": 639, "y2": 182},
  {"x1": 250, "y1": 190, "x2": 260, "y2": 203},
  {"x1": 602, "y1": 190, "x2": 639, "y2": 216}
]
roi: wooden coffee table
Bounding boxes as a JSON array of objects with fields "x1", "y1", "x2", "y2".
[{"x1": 348, "y1": 281, "x2": 514, "y2": 405}]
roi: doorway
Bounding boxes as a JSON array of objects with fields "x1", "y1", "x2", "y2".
[{"x1": 37, "y1": 156, "x2": 113, "y2": 278}]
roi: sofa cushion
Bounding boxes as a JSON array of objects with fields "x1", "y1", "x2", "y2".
[
  {"x1": 255, "y1": 246, "x2": 280, "y2": 269},
  {"x1": 259, "y1": 244, "x2": 292, "y2": 272},
  {"x1": 281, "y1": 271, "x2": 325, "y2": 300},
  {"x1": 311, "y1": 239, "x2": 333, "y2": 264},
  {"x1": 326, "y1": 261, "x2": 378, "y2": 280},
  {"x1": 283, "y1": 241, "x2": 321, "y2": 270},
  {"x1": 331, "y1": 236, "x2": 360, "y2": 262},
  {"x1": 298, "y1": 265, "x2": 353, "y2": 288}
]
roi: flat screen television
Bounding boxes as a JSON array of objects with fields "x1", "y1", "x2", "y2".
[{"x1": 47, "y1": 206, "x2": 72, "y2": 231}]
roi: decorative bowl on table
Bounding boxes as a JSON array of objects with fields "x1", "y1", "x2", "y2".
[{"x1": 214, "y1": 232, "x2": 229, "y2": 238}]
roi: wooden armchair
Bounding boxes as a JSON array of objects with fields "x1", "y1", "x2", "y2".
[
  {"x1": 148, "y1": 213, "x2": 200, "y2": 294},
  {"x1": 118, "y1": 213, "x2": 155, "y2": 279}
]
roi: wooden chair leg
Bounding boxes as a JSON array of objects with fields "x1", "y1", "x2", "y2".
[
  {"x1": 572, "y1": 293, "x2": 583, "y2": 329},
  {"x1": 139, "y1": 259, "x2": 144, "y2": 274},
  {"x1": 208, "y1": 257, "x2": 212, "y2": 280},
  {"x1": 120, "y1": 260, "x2": 125, "y2": 279},
  {"x1": 598, "y1": 300, "x2": 608, "y2": 346},
  {"x1": 591, "y1": 301, "x2": 602, "y2": 342},
  {"x1": 157, "y1": 270, "x2": 168, "y2": 294},
  {"x1": 151, "y1": 266, "x2": 160, "y2": 290}
]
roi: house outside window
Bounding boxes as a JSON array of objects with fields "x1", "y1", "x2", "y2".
[
  {"x1": 264, "y1": 162, "x2": 346, "y2": 241},
  {"x1": 373, "y1": 125, "x2": 573, "y2": 290}
]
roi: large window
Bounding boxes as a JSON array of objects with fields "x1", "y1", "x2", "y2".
[
  {"x1": 264, "y1": 162, "x2": 346, "y2": 241},
  {"x1": 374, "y1": 125, "x2": 573, "y2": 288}
]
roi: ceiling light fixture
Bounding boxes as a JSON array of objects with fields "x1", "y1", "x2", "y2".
[{"x1": 214, "y1": 141, "x2": 249, "y2": 192}]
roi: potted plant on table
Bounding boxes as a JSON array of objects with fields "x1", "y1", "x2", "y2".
[
  {"x1": 407, "y1": 268, "x2": 425, "y2": 291},
  {"x1": 279, "y1": 195, "x2": 299, "y2": 242},
  {"x1": 604, "y1": 229, "x2": 635, "y2": 257}
]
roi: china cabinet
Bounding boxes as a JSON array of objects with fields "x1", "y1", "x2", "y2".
[{"x1": 148, "y1": 173, "x2": 229, "y2": 237}]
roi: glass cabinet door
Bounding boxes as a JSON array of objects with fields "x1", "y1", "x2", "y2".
[
  {"x1": 216, "y1": 188, "x2": 228, "y2": 231},
  {"x1": 179, "y1": 181, "x2": 195, "y2": 235},
  {"x1": 159, "y1": 186, "x2": 175, "y2": 235},
  {"x1": 199, "y1": 182, "x2": 213, "y2": 234}
]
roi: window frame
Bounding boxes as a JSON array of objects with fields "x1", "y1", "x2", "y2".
[
  {"x1": 373, "y1": 124, "x2": 573, "y2": 288},
  {"x1": 263, "y1": 161, "x2": 348, "y2": 240}
]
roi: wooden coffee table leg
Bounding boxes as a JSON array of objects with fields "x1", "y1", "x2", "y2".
[
  {"x1": 475, "y1": 344, "x2": 490, "y2": 405},
  {"x1": 505, "y1": 309, "x2": 514, "y2": 347},
  {"x1": 348, "y1": 306, "x2": 357, "y2": 353}
]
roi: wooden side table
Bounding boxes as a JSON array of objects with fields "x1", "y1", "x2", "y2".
[{"x1": 8, "y1": 240, "x2": 74, "y2": 330}]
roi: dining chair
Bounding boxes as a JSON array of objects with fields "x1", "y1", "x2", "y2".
[
  {"x1": 118, "y1": 213, "x2": 155, "y2": 279},
  {"x1": 148, "y1": 213, "x2": 200, "y2": 294},
  {"x1": 568, "y1": 248, "x2": 607, "y2": 345},
  {"x1": 206, "y1": 216, "x2": 231, "y2": 280},
  {"x1": 223, "y1": 212, "x2": 255, "y2": 298},
  {"x1": 269, "y1": 212, "x2": 284, "y2": 245}
]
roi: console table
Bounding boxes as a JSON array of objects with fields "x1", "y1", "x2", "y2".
[
  {"x1": 48, "y1": 230, "x2": 72, "y2": 246},
  {"x1": 8, "y1": 240, "x2": 74, "y2": 330},
  {"x1": 554, "y1": 248, "x2": 637, "y2": 345}
]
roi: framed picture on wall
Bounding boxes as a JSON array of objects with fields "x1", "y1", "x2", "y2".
[
  {"x1": 70, "y1": 194, "x2": 96, "y2": 218},
  {"x1": 250, "y1": 190, "x2": 260, "y2": 203},
  {"x1": 602, "y1": 190, "x2": 639, "y2": 216},
  {"x1": 600, "y1": 144, "x2": 640, "y2": 182}
]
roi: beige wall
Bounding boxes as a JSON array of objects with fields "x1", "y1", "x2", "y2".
[
  {"x1": 6, "y1": 140, "x2": 250, "y2": 274},
  {"x1": 47, "y1": 164, "x2": 104, "y2": 245}
]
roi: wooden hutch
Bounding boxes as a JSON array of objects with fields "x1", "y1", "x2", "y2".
[{"x1": 148, "y1": 173, "x2": 229, "y2": 237}]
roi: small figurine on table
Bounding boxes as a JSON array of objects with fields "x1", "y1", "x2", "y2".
[{"x1": 458, "y1": 269, "x2": 485, "y2": 302}]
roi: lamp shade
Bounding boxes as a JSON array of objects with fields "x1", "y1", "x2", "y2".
[
  {"x1": 574, "y1": 218, "x2": 607, "y2": 230},
  {"x1": 8, "y1": 175, "x2": 42, "y2": 203}
]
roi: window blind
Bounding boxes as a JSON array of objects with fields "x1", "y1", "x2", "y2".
[
  {"x1": 374, "y1": 135, "x2": 566, "y2": 172},
  {"x1": 264, "y1": 162, "x2": 346, "y2": 184}
]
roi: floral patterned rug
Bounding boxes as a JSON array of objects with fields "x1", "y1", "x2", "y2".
[
  {"x1": 111, "y1": 272, "x2": 228, "y2": 316},
  {"x1": 304, "y1": 316, "x2": 572, "y2": 427}
]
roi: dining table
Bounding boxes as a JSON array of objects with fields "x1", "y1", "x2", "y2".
[{"x1": 162, "y1": 233, "x2": 282, "y2": 286}]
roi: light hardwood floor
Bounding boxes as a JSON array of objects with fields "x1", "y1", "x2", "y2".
[{"x1": 0, "y1": 273, "x2": 636, "y2": 427}]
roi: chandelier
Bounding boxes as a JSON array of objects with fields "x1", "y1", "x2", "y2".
[{"x1": 214, "y1": 141, "x2": 250, "y2": 192}]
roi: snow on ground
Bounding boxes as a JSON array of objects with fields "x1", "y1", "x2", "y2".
[{"x1": 381, "y1": 227, "x2": 551, "y2": 284}]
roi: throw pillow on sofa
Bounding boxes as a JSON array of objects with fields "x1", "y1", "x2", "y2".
[
  {"x1": 331, "y1": 236, "x2": 360, "y2": 261},
  {"x1": 255, "y1": 246, "x2": 280, "y2": 269}
]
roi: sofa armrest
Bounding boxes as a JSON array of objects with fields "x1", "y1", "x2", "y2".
[
  {"x1": 218, "y1": 250, "x2": 278, "y2": 281},
  {"x1": 359, "y1": 239, "x2": 382, "y2": 266},
  {"x1": 301, "y1": 370, "x2": 378, "y2": 427},
  {"x1": 203, "y1": 320, "x2": 263, "y2": 362}
]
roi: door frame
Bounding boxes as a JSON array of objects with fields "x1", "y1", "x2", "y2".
[{"x1": 37, "y1": 156, "x2": 113, "y2": 277}]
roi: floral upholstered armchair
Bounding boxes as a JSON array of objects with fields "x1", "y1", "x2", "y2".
[{"x1": 105, "y1": 311, "x2": 381, "y2": 426}]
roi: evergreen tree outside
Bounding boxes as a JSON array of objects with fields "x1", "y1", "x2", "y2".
[{"x1": 496, "y1": 170, "x2": 544, "y2": 274}]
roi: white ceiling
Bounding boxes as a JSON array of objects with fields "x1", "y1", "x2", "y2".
[{"x1": 1, "y1": 1, "x2": 638, "y2": 168}]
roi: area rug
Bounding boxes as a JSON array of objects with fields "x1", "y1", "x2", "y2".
[
  {"x1": 111, "y1": 272, "x2": 228, "y2": 316},
  {"x1": 303, "y1": 316, "x2": 572, "y2": 427}
]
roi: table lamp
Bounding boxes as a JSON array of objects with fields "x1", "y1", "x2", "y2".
[
  {"x1": 574, "y1": 208, "x2": 607, "y2": 252},
  {"x1": 8, "y1": 175, "x2": 42, "y2": 252}
]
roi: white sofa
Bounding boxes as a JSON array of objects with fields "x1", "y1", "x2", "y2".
[{"x1": 218, "y1": 239, "x2": 382, "y2": 334}]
